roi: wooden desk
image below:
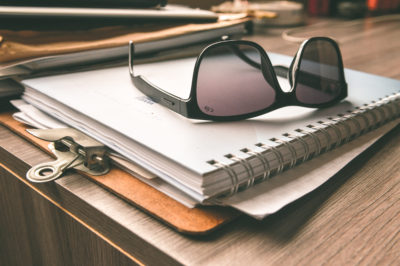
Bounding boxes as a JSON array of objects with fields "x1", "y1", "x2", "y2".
[{"x1": 1, "y1": 17, "x2": 400, "y2": 265}]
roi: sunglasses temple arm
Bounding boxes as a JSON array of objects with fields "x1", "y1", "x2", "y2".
[
  {"x1": 230, "y1": 47, "x2": 290, "y2": 80},
  {"x1": 296, "y1": 69, "x2": 343, "y2": 91},
  {"x1": 129, "y1": 42, "x2": 189, "y2": 117},
  {"x1": 230, "y1": 46, "x2": 280, "y2": 87},
  {"x1": 273, "y1": 65, "x2": 289, "y2": 79},
  {"x1": 129, "y1": 41, "x2": 135, "y2": 76},
  {"x1": 272, "y1": 65, "x2": 344, "y2": 93},
  {"x1": 132, "y1": 75, "x2": 189, "y2": 117},
  {"x1": 230, "y1": 46, "x2": 261, "y2": 69}
]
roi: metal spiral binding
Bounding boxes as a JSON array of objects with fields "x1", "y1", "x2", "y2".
[
  {"x1": 283, "y1": 132, "x2": 310, "y2": 162},
  {"x1": 379, "y1": 97, "x2": 398, "y2": 120},
  {"x1": 392, "y1": 94, "x2": 400, "y2": 114},
  {"x1": 307, "y1": 124, "x2": 332, "y2": 152},
  {"x1": 328, "y1": 116, "x2": 352, "y2": 143},
  {"x1": 242, "y1": 148, "x2": 271, "y2": 182},
  {"x1": 295, "y1": 128, "x2": 322, "y2": 156},
  {"x1": 206, "y1": 92, "x2": 400, "y2": 197},
  {"x1": 359, "y1": 104, "x2": 379, "y2": 129},
  {"x1": 317, "y1": 120, "x2": 343, "y2": 148},
  {"x1": 347, "y1": 108, "x2": 370, "y2": 134},
  {"x1": 338, "y1": 113, "x2": 362, "y2": 139},
  {"x1": 210, "y1": 160, "x2": 240, "y2": 195},
  {"x1": 373, "y1": 100, "x2": 388, "y2": 123},
  {"x1": 256, "y1": 142, "x2": 285, "y2": 175},
  {"x1": 389, "y1": 94, "x2": 400, "y2": 114},
  {"x1": 270, "y1": 137, "x2": 298, "y2": 168},
  {"x1": 382, "y1": 95, "x2": 397, "y2": 118},
  {"x1": 226, "y1": 154, "x2": 255, "y2": 189},
  {"x1": 380, "y1": 102, "x2": 395, "y2": 121}
]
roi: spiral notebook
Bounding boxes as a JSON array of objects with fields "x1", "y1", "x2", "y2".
[{"x1": 20, "y1": 53, "x2": 400, "y2": 213}]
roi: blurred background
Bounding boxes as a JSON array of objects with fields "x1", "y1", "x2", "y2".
[{"x1": 171, "y1": 0, "x2": 400, "y2": 19}]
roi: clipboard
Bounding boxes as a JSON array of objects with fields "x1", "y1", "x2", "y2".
[{"x1": 0, "y1": 111, "x2": 239, "y2": 234}]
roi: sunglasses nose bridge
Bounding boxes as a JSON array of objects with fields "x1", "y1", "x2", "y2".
[
  {"x1": 259, "y1": 57, "x2": 282, "y2": 93},
  {"x1": 280, "y1": 89, "x2": 296, "y2": 105}
]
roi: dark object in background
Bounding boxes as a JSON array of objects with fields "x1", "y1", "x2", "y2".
[
  {"x1": 337, "y1": 1, "x2": 368, "y2": 18},
  {"x1": 367, "y1": 0, "x2": 400, "y2": 13},
  {"x1": 0, "y1": 98, "x2": 17, "y2": 112},
  {"x1": 308, "y1": 0, "x2": 331, "y2": 16},
  {"x1": 0, "y1": 0, "x2": 167, "y2": 8},
  {"x1": 307, "y1": 0, "x2": 400, "y2": 17}
]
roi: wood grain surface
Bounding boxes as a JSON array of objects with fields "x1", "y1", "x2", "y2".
[{"x1": 1, "y1": 16, "x2": 400, "y2": 265}]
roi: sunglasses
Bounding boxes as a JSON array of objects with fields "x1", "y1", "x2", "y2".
[{"x1": 129, "y1": 37, "x2": 347, "y2": 121}]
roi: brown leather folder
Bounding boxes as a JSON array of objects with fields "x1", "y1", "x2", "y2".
[
  {"x1": 0, "y1": 18, "x2": 249, "y2": 67},
  {"x1": 0, "y1": 112, "x2": 239, "y2": 234}
]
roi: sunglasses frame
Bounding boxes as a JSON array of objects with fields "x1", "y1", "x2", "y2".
[{"x1": 129, "y1": 36, "x2": 347, "y2": 121}]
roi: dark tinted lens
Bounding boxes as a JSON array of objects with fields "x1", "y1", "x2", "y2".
[
  {"x1": 295, "y1": 39, "x2": 343, "y2": 105},
  {"x1": 196, "y1": 43, "x2": 276, "y2": 117}
]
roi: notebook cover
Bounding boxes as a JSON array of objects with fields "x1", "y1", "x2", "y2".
[
  {"x1": 0, "y1": 111, "x2": 239, "y2": 235},
  {"x1": 19, "y1": 55, "x2": 400, "y2": 202}
]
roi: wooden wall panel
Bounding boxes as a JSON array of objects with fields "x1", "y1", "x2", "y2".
[{"x1": 0, "y1": 167, "x2": 139, "y2": 266}]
